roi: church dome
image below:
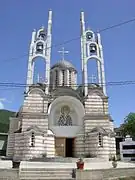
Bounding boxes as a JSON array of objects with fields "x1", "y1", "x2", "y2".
[
  {"x1": 51, "y1": 60, "x2": 76, "y2": 71},
  {"x1": 50, "y1": 60, "x2": 77, "y2": 90}
]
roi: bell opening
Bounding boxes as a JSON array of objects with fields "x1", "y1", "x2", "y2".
[
  {"x1": 86, "y1": 31, "x2": 93, "y2": 41},
  {"x1": 39, "y1": 30, "x2": 46, "y2": 40},
  {"x1": 36, "y1": 42, "x2": 44, "y2": 53},
  {"x1": 90, "y1": 44, "x2": 97, "y2": 54}
]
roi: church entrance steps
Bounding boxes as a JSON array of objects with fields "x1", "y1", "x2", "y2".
[
  {"x1": 19, "y1": 161, "x2": 135, "y2": 180},
  {"x1": 20, "y1": 160, "x2": 135, "y2": 171},
  {"x1": 19, "y1": 168, "x2": 74, "y2": 180},
  {"x1": 29, "y1": 157, "x2": 107, "y2": 163}
]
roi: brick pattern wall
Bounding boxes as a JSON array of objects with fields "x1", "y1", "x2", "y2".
[
  {"x1": 14, "y1": 131, "x2": 46, "y2": 161},
  {"x1": 74, "y1": 131, "x2": 85, "y2": 157},
  {"x1": 84, "y1": 93, "x2": 108, "y2": 114},
  {"x1": 83, "y1": 90, "x2": 116, "y2": 159},
  {"x1": 46, "y1": 132, "x2": 55, "y2": 157},
  {"x1": 7, "y1": 117, "x2": 20, "y2": 157}
]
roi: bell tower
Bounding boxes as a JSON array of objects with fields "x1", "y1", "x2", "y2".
[
  {"x1": 26, "y1": 10, "x2": 52, "y2": 94},
  {"x1": 80, "y1": 11, "x2": 106, "y2": 96}
]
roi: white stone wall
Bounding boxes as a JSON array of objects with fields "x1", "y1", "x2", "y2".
[
  {"x1": 59, "y1": 70, "x2": 63, "y2": 86},
  {"x1": 71, "y1": 71, "x2": 77, "y2": 89},
  {"x1": 83, "y1": 118, "x2": 116, "y2": 159},
  {"x1": 50, "y1": 68, "x2": 77, "y2": 89},
  {"x1": 74, "y1": 131, "x2": 85, "y2": 157},
  {"x1": 46, "y1": 130, "x2": 55, "y2": 157},
  {"x1": 21, "y1": 116, "x2": 48, "y2": 132},
  {"x1": 7, "y1": 117, "x2": 20, "y2": 157},
  {"x1": 13, "y1": 132, "x2": 24, "y2": 161},
  {"x1": 109, "y1": 137, "x2": 116, "y2": 156},
  {"x1": 84, "y1": 118, "x2": 112, "y2": 133},
  {"x1": 83, "y1": 90, "x2": 116, "y2": 159},
  {"x1": 14, "y1": 131, "x2": 46, "y2": 161},
  {"x1": 85, "y1": 93, "x2": 108, "y2": 114},
  {"x1": 22, "y1": 93, "x2": 45, "y2": 113},
  {"x1": 8, "y1": 87, "x2": 50, "y2": 161},
  {"x1": 97, "y1": 136, "x2": 109, "y2": 159},
  {"x1": 85, "y1": 133, "x2": 98, "y2": 157},
  {"x1": 7, "y1": 83, "x2": 116, "y2": 160},
  {"x1": 85, "y1": 133, "x2": 115, "y2": 159},
  {"x1": 21, "y1": 88, "x2": 48, "y2": 132}
]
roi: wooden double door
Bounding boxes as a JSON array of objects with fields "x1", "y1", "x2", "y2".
[{"x1": 55, "y1": 137, "x2": 74, "y2": 157}]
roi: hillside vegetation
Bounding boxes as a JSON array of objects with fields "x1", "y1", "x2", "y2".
[{"x1": 0, "y1": 110, "x2": 15, "y2": 133}]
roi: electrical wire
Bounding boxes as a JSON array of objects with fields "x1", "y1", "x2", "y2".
[
  {"x1": 0, "y1": 80, "x2": 135, "y2": 88},
  {"x1": 1, "y1": 17, "x2": 135, "y2": 63},
  {"x1": 0, "y1": 17, "x2": 135, "y2": 91},
  {"x1": 98, "y1": 17, "x2": 135, "y2": 33}
]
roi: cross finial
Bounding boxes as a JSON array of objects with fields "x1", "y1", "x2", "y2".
[
  {"x1": 88, "y1": 74, "x2": 97, "y2": 83},
  {"x1": 58, "y1": 47, "x2": 69, "y2": 60}
]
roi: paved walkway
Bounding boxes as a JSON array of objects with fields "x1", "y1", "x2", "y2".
[{"x1": 0, "y1": 160, "x2": 12, "y2": 169}]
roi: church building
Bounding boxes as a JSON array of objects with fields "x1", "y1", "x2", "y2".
[{"x1": 7, "y1": 10, "x2": 116, "y2": 161}]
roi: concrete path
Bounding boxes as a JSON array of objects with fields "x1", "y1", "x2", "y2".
[{"x1": 0, "y1": 160, "x2": 12, "y2": 169}]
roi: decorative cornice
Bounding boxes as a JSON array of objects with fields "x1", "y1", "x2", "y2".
[
  {"x1": 83, "y1": 113, "x2": 110, "y2": 120},
  {"x1": 50, "y1": 87, "x2": 82, "y2": 102},
  {"x1": 21, "y1": 112, "x2": 48, "y2": 118}
]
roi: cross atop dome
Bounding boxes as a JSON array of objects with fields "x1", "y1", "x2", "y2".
[{"x1": 58, "y1": 47, "x2": 69, "y2": 60}]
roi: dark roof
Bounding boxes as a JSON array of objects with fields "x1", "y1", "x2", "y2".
[
  {"x1": 14, "y1": 128, "x2": 22, "y2": 133},
  {"x1": 51, "y1": 60, "x2": 76, "y2": 71}
]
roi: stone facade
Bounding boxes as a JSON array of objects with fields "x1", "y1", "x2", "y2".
[{"x1": 6, "y1": 10, "x2": 116, "y2": 161}]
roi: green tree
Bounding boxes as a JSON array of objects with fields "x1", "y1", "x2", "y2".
[
  {"x1": 121, "y1": 112, "x2": 135, "y2": 138},
  {"x1": 0, "y1": 110, "x2": 15, "y2": 133}
]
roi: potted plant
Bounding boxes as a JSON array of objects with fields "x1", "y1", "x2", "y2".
[
  {"x1": 112, "y1": 155, "x2": 117, "y2": 168},
  {"x1": 76, "y1": 158, "x2": 84, "y2": 170}
]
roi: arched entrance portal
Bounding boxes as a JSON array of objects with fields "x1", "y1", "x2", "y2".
[{"x1": 48, "y1": 96, "x2": 85, "y2": 157}]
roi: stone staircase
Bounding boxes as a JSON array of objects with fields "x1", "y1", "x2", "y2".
[
  {"x1": 19, "y1": 167, "x2": 75, "y2": 180},
  {"x1": 29, "y1": 157, "x2": 106, "y2": 163},
  {"x1": 19, "y1": 158, "x2": 109, "y2": 180}
]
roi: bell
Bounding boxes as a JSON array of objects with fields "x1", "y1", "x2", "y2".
[
  {"x1": 39, "y1": 30, "x2": 46, "y2": 39},
  {"x1": 86, "y1": 31, "x2": 93, "y2": 41},
  {"x1": 36, "y1": 42, "x2": 43, "y2": 52},
  {"x1": 90, "y1": 43, "x2": 96, "y2": 53}
]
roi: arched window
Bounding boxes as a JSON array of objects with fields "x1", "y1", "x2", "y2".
[
  {"x1": 42, "y1": 133, "x2": 45, "y2": 144},
  {"x1": 62, "y1": 70, "x2": 65, "y2": 86},
  {"x1": 36, "y1": 42, "x2": 44, "y2": 53},
  {"x1": 30, "y1": 132, "x2": 35, "y2": 147},
  {"x1": 55, "y1": 70, "x2": 58, "y2": 87},
  {"x1": 98, "y1": 133, "x2": 103, "y2": 147},
  {"x1": 69, "y1": 70, "x2": 71, "y2": 87}
]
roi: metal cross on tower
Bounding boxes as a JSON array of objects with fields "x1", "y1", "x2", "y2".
[
  {"x1": 88, "y1": 74, "x2": 97, "y2": 83},
  {"x1": 58, "y1": 47, "x2": 69, "y2": 60}
]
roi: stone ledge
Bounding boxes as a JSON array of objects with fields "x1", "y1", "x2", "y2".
[
  {"x1": 83, "y1": 114, "x2": 110, "y2": 120},
  {"x1": 76, "y1": 167, "x2": 135, "y2": 180},
  {"x1": 21, "y1": 112, "x2": 48, "y2": 118}
]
